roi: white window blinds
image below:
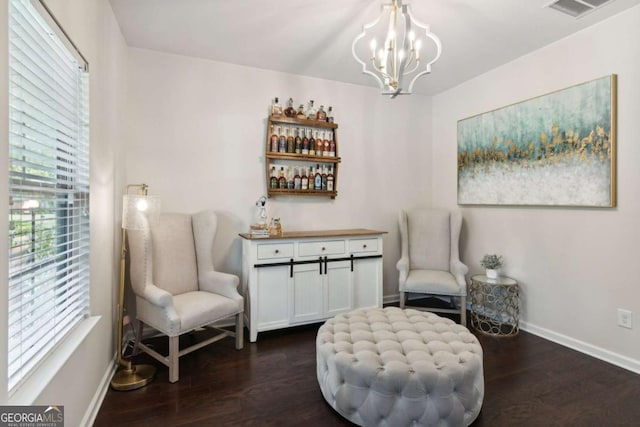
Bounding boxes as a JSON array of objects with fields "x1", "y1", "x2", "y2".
[{"x1": 7, "y1": 0, "x2": 90, "y2": 392}]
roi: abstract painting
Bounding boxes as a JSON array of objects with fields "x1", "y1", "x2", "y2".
[{"x1": 457, "y1": 75, "x2": 616, "y2": 207}]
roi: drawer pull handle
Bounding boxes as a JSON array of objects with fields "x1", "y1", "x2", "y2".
[
  {"x1": 321, "y1": 247, "x2": 326, "y2": 251},
  {"x1": 275, "y1": 249, "x2": 279, "y2": 254},
  {"x1": 363, "y1": 244, "x2": 367, "y2": 248}
]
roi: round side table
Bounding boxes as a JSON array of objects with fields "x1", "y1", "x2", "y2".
[{"x1": 470, "y1": 274, "x2": 519, "y2": 337}]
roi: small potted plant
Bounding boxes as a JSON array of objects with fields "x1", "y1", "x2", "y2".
[{"x1": 480, "y1": 254, "x2": 503, "y2": 279}]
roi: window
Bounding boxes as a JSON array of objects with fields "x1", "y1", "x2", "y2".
[{"x1": 7, "y1": 0, "x2": 90, "y2": 393}]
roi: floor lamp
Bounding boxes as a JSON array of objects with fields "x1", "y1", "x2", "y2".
[{"x1": 111, "y1": 184, "x2": 160, "y2": 391}]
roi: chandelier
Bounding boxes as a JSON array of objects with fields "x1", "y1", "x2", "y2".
[{"x1": 352, "y1": 0, "x2": 442, "y2": 98}]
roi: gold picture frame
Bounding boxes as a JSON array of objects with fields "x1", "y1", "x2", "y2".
[{"x1": 457, "y1": 75, "x2": 617, "y2": 207}]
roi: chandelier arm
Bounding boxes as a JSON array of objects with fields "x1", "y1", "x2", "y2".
[
  {"x1": 406, "y1": 29, "x2": 442, "y2": 93},
  {"x1": 388, "y1": 2, "x2": 399, "y2": 88},
  {"x1": 351, "y1": 9, "x2": 386, "y2": 92},
  {"x1": 403, "y1": 56, "x2": 420, "y2": 76},
  {"x1": 370, "y1": 57, "x2": 393, "y2": 81},
  {"x1": 401, "y1": 43, "x2": 418, "y2": 76},
  {"x1": 394, "y1": 4, "x2": 413, "y2": 90}
]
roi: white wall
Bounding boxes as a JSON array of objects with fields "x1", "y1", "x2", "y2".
[
  {"x1": 432, "y1": 6, "x2": 640, "y2": 367},
  {"x1": 0, "y1": 0, "x2": 128, "y2": 425},
  {"x1": 125, "y1": 48, "x2": 433, "y2": 297}
]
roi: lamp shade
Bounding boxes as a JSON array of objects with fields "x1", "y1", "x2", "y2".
[{"x1": 122, "y1": 194, "x2": 160, "y2": 230}]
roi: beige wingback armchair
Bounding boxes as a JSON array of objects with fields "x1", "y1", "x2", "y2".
[
  {"x1": 128, "y1": 210, "x2": 243, "y2": 383},
  {"x1": 397, "y1": 208, "x2": 469, "y2": 325}
]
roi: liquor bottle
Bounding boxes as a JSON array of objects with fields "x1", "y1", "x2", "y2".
[
  {"x1": 306, "y1": 100, "x2": 316, "y2": 120},
  {"x1": 294, "y1": 128, "x2": 302, "y2": 154},
  {"x1": 278, "y1": 167, "x2": 286, "y2": 189},
  {"x1": 278, "y1": 127, "x2": 287, "y2": 153},
  {"x1": 327, "y1": 106, "x2": 334, "y2": 123},
  {"x1": 321, "y1": 165, "x2": 328, "y2": 190},
  {"x1": 321, "y1": 131, "x2": 329, "y2": 156},
  {"x1": 327, "y1": 166, "x2": 334, "y2": 191},
  {"x1": 314, "y1": 164, "x2": 322, "y2": 190},
  {"x1": 315, "y1": 131, "x2": 322, "y2": 156},
  {"x1": 301, "y1": 129, "x2": 309, "y2": 155},
  {"x1": 308, "y1": 166, "x2": 315, "y2": 191},
  {"x1": 286, "y1": 166, "x2": 294, "y2": 189},
  {"x1": 271, "y1": 97, "x2": 282, "y2": 116},
  {"x1": 270, "y1": 125, "x2": 278, "y2": 152},
  {"x1": 309, "y1": 130, "x2": 316, "y2": 156},
  {"x1": 301, "y1": 167, "x2": 309, "y2": 190},
  {"x1": 293, "y1": 167, "x2": 301, "y2": 189},
  {"x1": 329, "y1": 131, "x2": 336, "y2": 157},
  {"x1": 296, "y1": 104, "x2": 305, "y2": 119},
  {"x1": 316, "y1": 105, "x2": 327, "y2": 121},
  {"x1": 286, "y1": 127, "x2": 295, "y2": 153},
  {"x1": 270, "y1": 166, "x2": 278, "y2": 189},
  {"x1": 284, "y1": 98, "x2": 296, "y2": 117}
]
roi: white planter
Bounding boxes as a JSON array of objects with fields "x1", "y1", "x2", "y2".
[{"x1": 486, "y1": 268, "x2": 499, "y2": 279}]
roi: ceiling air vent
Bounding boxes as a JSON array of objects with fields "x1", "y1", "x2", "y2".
[{"x1": 546, "y1": 0, "x2": 615, "y2": 18}]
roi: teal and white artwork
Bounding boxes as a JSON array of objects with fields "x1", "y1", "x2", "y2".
[{"x1": 457, "y1": 75, "x2": 616, "y2": 207}]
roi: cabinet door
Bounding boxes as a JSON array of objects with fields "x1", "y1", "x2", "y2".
[
  {"x1": 257, "y1": 266, "x2": 290, "y2": 328},
  {"x1": 353, "y1": 258, "x2": 382, "y2": 309},
  {"x1": 325, "y1": 260, "x2": 352, "y2": 317},
  {"x1": 290, "y1": 262, "x2": 324, "y2": 323}
]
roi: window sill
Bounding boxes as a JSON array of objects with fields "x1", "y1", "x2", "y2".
[{"x1": 8, "y1": 316, "x2": 101, "y2": 405}]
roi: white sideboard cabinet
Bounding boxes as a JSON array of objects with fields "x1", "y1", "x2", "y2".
[{"x1": 239, "y1": 229, "x2": 386, "y2": 342}]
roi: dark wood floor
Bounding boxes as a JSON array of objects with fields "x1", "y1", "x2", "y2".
[{"x1": 95, "y1": 314, "x2": 640, "y2": 427}]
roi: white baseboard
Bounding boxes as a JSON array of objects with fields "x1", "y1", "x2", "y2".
[
  {"x1": 383, "y1": 293, "x2": 459, "y2": 307},
  {"x1": 383, "y1": 293, "x2": 400, "y2": 305},
  {"x1": 385, "y1": 293, "x2": 640, "y2": 375},
  {"x1": 520, "y1": 320, "x2": 640, "y2": 375},
  {"x1": 80, "y1": 358, "x2": 116, "y2": 427}
]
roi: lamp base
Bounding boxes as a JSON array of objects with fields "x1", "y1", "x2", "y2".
[{"x1": 110, "y1": 364, "x2": 156, "y2": 391}]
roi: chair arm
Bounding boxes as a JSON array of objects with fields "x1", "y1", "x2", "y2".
[
  {"x1": 140, "y1": 283, "x2": 174, "y2": 308},
  {"x1": 200, "y1": 270, "x2": 243, "y2": 305},
  {"x1": 396, "y1": 257, "x2": 409, "y2": 286},
  {"x1": 450, "y1": 259, "x2": 469, "y2": 287},
  {"x1": 136, "y1": 283, "x2": 181, "y2": 333}
]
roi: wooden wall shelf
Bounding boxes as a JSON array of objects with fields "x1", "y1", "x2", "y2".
[{"x1": 266, "y1": 114, "x2": 340, "y2": 199}]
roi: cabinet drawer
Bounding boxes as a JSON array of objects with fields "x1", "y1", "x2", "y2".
[
  {"x1": 257, "y1": 243, "x2": 294, "y2": 260},
  {"x1": 349, "y1": 238, "x2": 379, "y2": 253},
  {"x1": 298, "y1": 240, "x2": 345, "y2": 257}
]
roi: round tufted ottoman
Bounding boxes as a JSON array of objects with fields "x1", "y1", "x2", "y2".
[{"x1": 316, "y1": 307, "x2": 484, "y2": 426}]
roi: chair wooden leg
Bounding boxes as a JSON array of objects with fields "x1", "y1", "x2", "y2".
[
  {"x1": 132, "y1": 320, "x2": 143, "y2": 356},
  {"x1": 235, "y1": 312, "x2": 244, "y2": 350},
  {"x1": 460, "y1": 295, "x2": 467, "y2": 326},
  {"x1": 400, "y1": 292, "x2": 406, "y2": 309},
  {"x1": 169, "y1": 336, "x2": 179, "y2": 383}
]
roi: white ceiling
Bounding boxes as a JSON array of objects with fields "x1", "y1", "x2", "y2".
[{"x1": 109, "y1": 0, "x2": 640, "y2": 96}]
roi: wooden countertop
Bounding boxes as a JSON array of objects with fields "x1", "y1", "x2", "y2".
[{"x1": 239, "y1": 228, "x2": 387, "y2": 240}]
